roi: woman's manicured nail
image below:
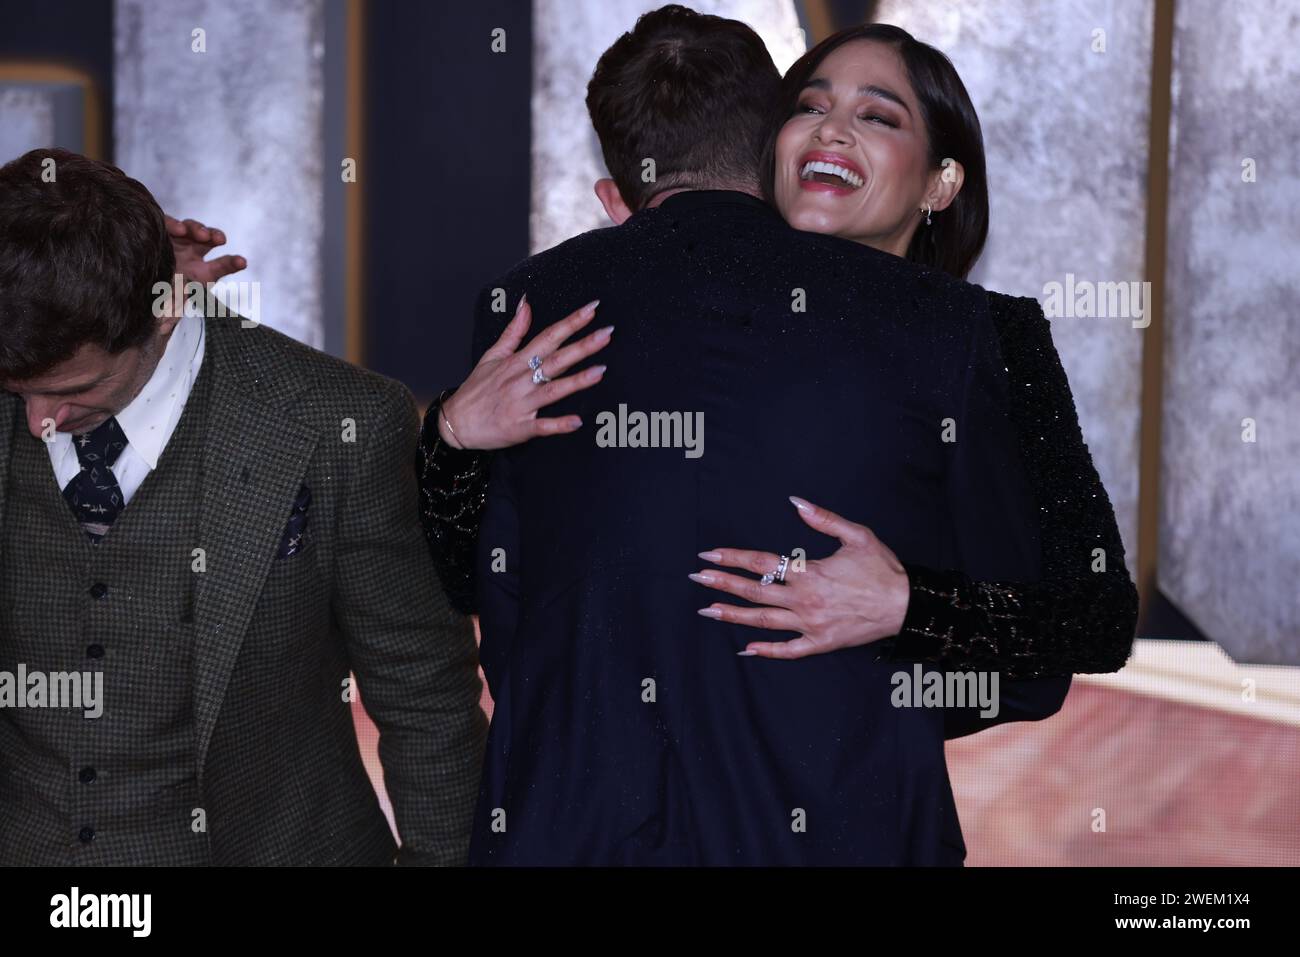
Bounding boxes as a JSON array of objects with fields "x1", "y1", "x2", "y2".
[
  {"x1": 789, "y1": 496, "x2": 812, "y2": 512},
  {"x1": 688, "y1": 572, "x2": 715, "y2": 584},
  {"x1": 736, "y1": 649, "x2": 758, "y2": 657},
  {"x1": 515, "y1": 293, "x2": 528, "y2": 315},
  {"x1": 599, "y1": 325, "x2": 614, "y2": 337},
  {"x1": 698, "y1": 550, "x2": 722, "y2": 562},
  {"x1": 697, "y1": 607, "x2": 723, "y2": 619},
  {"x1": 590, "y1": 365, "x2": 607, "y2": 377},
  {"x1": 581, "y1": 299, "x2": 600, "y2": 317}
]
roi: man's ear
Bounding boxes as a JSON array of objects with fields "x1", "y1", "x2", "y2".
[
  {"x1": 155, "y1": 274, "x2": 186, "y2": 326},
  {"x1": 594, "y1": 178, "x2": 633, "y2": 225}
]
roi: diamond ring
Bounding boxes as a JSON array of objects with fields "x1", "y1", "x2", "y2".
[{"x1": 760, "y1": 554, "x2": 791, "y2": 586}]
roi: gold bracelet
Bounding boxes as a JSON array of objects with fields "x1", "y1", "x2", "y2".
[{"x1": 439, "y1": 402, "x2": 465, "y2": 450}]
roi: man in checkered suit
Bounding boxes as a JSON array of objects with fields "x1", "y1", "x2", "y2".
[{"x1": 0, "y1": 148, "x2": 486, "y2": 865}]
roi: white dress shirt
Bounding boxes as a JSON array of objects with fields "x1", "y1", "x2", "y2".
[{"x1": 48, "y1": 312, "x2": 206, "y2": 505}]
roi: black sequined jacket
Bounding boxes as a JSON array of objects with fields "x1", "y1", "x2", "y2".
[{"x1": 417, "y1": 290, "x2": 1138, "y2": 679}]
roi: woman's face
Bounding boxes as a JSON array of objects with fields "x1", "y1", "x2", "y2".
[{"x1": 774, "y1": 40, "x2": 937, "y2": 254}]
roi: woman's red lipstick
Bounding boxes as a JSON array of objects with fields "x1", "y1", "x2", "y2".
[{"x1": 797, "y1": 150, "x2": 866, "y2": 194}]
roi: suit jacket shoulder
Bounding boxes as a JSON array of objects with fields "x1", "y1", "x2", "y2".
[
  {"x1": 468, "y1": 224, "x2": 633, "y2": 362},
  {"x1": 791, "y1": 226, "x2": 991, "y2": 321},
  {"x1": 204, "y1": 316, "x2": 415, "y2": 426}
]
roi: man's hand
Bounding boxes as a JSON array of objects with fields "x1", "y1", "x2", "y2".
[{"x1": 165, "y1": 214, "x2": 247, "y2": 285}]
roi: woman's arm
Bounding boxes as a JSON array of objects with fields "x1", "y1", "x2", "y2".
[
  {"x1": 884, "y1": 291, "x2": 1138, "y2": 676},
  {"x1": 417, "y1": 392, "x2": 492, "y2": 616},
  {"x1": 694, "y1": 291, "x2": 1138, "y2": 679}
]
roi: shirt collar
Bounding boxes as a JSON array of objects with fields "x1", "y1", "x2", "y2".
[
  {"x1": 643, "y1": 189, "x2": 778, "y2": 218},
  {"x1": 113, "y1": 312, "x2": 204, "y2": 470}
]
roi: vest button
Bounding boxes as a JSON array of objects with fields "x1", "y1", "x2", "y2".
[
  {"x1": 78, "y1": 766, "x2": 97, "y2": 784},
  {"x1": 86, "y1": 644, "x2": 105, "y2": 659},
  {"x1": 89, "y1": 583, "x2": 109, "y2": 600},
  {"x1": 78, "y1": 826, "x2": 96, "y2": 843}
]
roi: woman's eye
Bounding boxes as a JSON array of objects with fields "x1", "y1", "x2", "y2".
[
  {"x1": 797, "y1": 102, "x2": 824, "y2": 115},
  {"x1": 859, "y1": 113, "x2": 897, "y2": 127}
]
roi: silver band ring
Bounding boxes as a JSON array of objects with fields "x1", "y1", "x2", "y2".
[
  {"x1": 760, "y1": 555, "x2": 791, "y2": 586},
  {"x1": 528, "y1": 355, "x2": 551, "y2": 385}
]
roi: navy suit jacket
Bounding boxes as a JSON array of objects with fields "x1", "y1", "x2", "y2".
[{"x1": 468, "y1": 190, "x2": 1068, "y2": 865}]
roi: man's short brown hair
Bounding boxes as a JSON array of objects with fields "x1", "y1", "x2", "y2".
[
  {"x1": 0, "y1": 147, "x2": 174, "y2": 382},
  {"x1": 586, "y1": 4, "x2": 781, "y2": 211}
]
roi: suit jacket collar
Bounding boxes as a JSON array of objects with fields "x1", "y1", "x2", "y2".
[
  {"x1": 190, "y1": 315, "x2": 321, "y2": 778},
  {"x1": 0, "y1": 316, "x2": 322, "y2": 782}
]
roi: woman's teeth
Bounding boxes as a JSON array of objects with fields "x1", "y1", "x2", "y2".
[{"x1": 799, "y1": 160, "x2": 864, "y2": 189}]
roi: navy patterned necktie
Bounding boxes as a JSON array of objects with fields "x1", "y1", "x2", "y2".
[{"x1": 62, "y1": 415, "x2": 128, "y2": 543}]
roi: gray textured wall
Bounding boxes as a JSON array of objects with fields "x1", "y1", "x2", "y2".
[
  {"x1": 877, "y1": 0, "x2": 1153, "y2": 568},
  {"x1": 1159, "y1": 0, "x2": 1300, "y2": 662},
  {"x1": 0, "y1": 83, "x2": 85, "y2": 161},
  {"x1": 0, "y1": 87, "x2": 55, "y2": 161},
  {"x1": 114, "y1": 0, "x2": 327, "y2": 347}
]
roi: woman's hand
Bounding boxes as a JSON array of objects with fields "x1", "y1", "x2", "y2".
[
  {"x1": 691, "y1": 496, "x2": 910, "y2": 659},
  {"x1": 439, "y1": 296, "x2": 612, "y2": 450},
  {"x1": 165, "y1": 215, "x2": 246, "y2": 284}
]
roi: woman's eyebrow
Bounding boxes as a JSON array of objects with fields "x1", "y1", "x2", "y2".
[
  {"x1": 803, "y1": 77, "x2": 911, "y2": 116},
  {"x1": 857, "y1": 84, "x2": 911, "y2": 115}
]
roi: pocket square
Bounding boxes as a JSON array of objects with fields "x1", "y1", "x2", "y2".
[{"x1": 275, "y1": 483, "x2": 313, "y2": 560}]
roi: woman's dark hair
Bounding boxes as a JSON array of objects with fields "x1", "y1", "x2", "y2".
[
  {"x1": 0, "y1": 147, "x2": 174, "y2": 382},
  {"x1": 760, "y1": 23, "x2": 989, "y2": 280},
  {"x1": 587, "y1": 4, "x2": 781, "y2": 211}
]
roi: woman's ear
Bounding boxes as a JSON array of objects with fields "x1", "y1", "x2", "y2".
[
  {"x1": 926, "y1": 158, "x2": 965, "y2": 213},
  {"x1": 594, "y1": 178, "x2": 633, "y2": 225}
]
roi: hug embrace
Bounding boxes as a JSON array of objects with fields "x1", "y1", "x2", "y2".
[{"x1": 0, "y1": 4, "x2": 1135, "y2": 866}]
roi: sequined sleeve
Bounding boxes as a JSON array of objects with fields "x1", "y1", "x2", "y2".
[
  {"x1": 884, "y1": 291, "x2": 1138, "y2": 678},
  {"x1": 417, "y1": 390, "x2": 490, "y2": 616}
]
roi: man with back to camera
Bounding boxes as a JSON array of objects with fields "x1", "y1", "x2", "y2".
[{"x1": 421, "y1": 5, "x2": 1071, "y2": 864}]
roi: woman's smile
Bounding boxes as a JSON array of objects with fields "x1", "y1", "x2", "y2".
[
  {"x1": 774, "y1": 39, "x2": 935, "y2": 256},
  {"x1": 797, "y1": 150, "x2": 867, "y2": 193}
]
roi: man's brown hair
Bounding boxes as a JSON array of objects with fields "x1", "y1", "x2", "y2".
[
  {"x1": 586, "y1": 4, "x2": 781, "y2": 211},
  {"x1": 0, "y1": 147, "x2": 174, "y2": 382}
]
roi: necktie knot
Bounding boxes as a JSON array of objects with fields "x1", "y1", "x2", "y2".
[
  {"x1": 64, "y1": 415, "x2": 126, "y2": 542},
  {"x1": 73, "y1": 415, "x2": 127, "y2": 470}
]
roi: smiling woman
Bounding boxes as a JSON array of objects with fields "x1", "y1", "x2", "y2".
[{"x1": 762, "y1": 22, "x2": 988, "y2": 280}]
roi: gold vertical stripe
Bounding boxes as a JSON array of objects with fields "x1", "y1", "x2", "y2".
[
  {"x1": 804, "y1": 0, "x2": 835, "y2": 44},
  {"x1": 1137, "y1": 0, "x2": 1176, "y2": 617},
  {"x1": 345, "y1": 0, "x2": 367, "y2": 366},
  {"x1": 0, "y1": 62, "x2": 102, "y2": 160}
]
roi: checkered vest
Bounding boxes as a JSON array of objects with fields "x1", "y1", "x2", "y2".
[{"x1": 0, "y1": 354, "x2": 216, "y2": 864}]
